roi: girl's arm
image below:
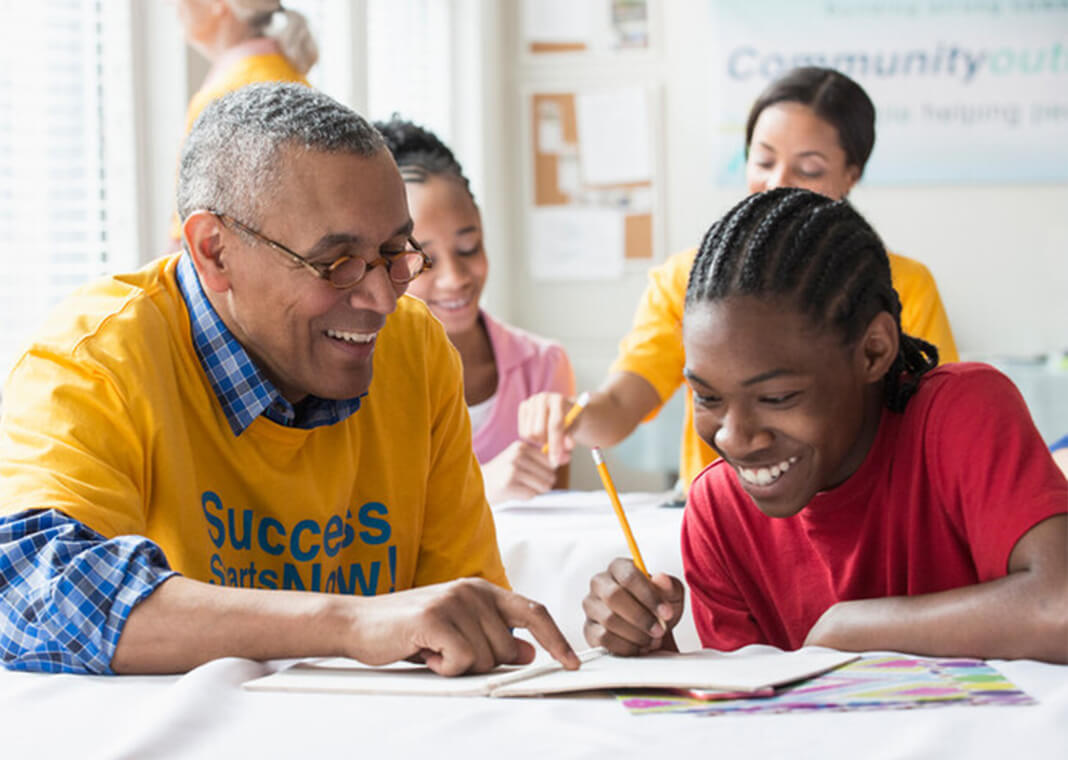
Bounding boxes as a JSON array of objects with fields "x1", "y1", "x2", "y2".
[{"x1": 804, "y1": 514, "x2": 1067, "y2": 663}]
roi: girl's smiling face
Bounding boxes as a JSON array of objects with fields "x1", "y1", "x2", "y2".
[
  {"x1": 683, "y1": 295, "x2": 893, "y2": 517},
  {"x1": 402, "y1": 174, "x2": 487, "y2": 337}
]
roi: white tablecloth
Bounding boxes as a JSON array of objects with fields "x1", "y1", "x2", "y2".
[
  {"x1": 1, "y1": 491, "x2": 1065, "y2": 759},
  {"x1": 1, "y1": 653, "x2": 1064, "y2": 759},
  {"x1": 492, "y1": 490, "x2": 700, "y2": 651}
]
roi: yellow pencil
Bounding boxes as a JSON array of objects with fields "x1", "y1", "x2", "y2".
[
  {"x1": 541, "y1": 391, "x2": 590, "y2": 455},
  {"x1": 591, "y1": 446, "x2": 648, "y2": 575}
]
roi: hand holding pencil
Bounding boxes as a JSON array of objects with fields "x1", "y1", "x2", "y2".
[
  {"x1": 519, "y1": 389, "x2": 685, "y2": 654},
  {"x1": 518, "y1": 391, "x2": 589, "y2": 467},
  {"x1": 582, "y1": 446, "x2": 685, "y2": 657},
  {"x1": 540, "y1": 391, "x2": 589, "y2": 455}
]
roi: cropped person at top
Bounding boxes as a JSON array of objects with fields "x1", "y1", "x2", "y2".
[
  {"x1": 169, "y1": 0, "x2": 318, "y2": 242},
  {"x1": 178, "y1": 0, "x2": 317, "y2": 133},
  {"x1": 0, "y1": 83, "x2": 578, "y2": 677},
  {"x1": 582, "y1": 188, "x2": 1066, "y2": 663},
  {"x1": 520, "y1": 67, "x2": 959, "y2": 489},
  {"x1": 376, "y1": 117, "x2": 576, "y2": 504}
]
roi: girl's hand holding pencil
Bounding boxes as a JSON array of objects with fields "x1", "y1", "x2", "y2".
[{"x1": 583, "y1": 446, "x2": 685, "y2": 657}]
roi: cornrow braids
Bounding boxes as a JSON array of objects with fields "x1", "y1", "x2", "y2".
[
  {"x1": 686, "y1": 187, "x2": 938, "y2": 411},
  {"x1": 736, "y1": 189, "x2": 813, "y2": 293},
  {"x1": 687, "y1": 191, "x2": 780, "y2": 300},
  {"x1": 374, "y1": 115, "x2": 474, "y2": 200}
]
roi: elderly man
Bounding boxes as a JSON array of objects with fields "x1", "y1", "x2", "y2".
[{"x1": 0, "y1": 83, "x2": 577, "y2": 676}]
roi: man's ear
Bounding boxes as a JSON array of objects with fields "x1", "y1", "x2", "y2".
[
  {"x1": 857, "y1": 311, "x2": 899, "y2": 383},
  {"x1": 183, "y1": 211, "x2": 232, "y2": 294}
]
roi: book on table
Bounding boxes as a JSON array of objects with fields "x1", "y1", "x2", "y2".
[{"x1": 242, "y1": 647, "x2": 858, "y2": 698}]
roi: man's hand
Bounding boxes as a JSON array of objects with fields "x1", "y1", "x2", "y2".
[
  {"x1": 481, "y1": 441, "x2": 557, "y2": 503},
  {"x1": 347, "y1": 578, "x2": 580, "y2": 676},
  {"x1": 582, "y1": 558, "x2": 685, "y2": 656}
]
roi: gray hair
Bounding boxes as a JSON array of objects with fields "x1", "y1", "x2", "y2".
[
  {"x1": 176, "y1": 82, "x2": 385, "y2": 226},
  {"x1": 227, "y1": 1, "x2": 318, "y2": 74}
]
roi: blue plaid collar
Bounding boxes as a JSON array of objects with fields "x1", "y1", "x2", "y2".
[{"x1": 175, "y1": 254, "x2": 363, "y2": 436}]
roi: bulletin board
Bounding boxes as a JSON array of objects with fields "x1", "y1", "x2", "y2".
[{"x1": 526, "y1": 87, "x2": 658, "y2": 281}]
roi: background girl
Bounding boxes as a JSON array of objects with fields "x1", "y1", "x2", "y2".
[{"x1": 377, "y1": 117, "x2": 576, "y2": 504}]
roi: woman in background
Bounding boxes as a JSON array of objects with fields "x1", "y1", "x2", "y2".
[
  {"x1": 171, "y1": 0, "x2": 318, "y2": 242},
  {"x1": 177, "y1": 0, "x2": 317, "y2": 132},
  {"x1": 376, "y1": 117, "x2": 576, "y2": 504},
  {"x1": 522, "y1": 66, "x2": 958, "y2": 490}
]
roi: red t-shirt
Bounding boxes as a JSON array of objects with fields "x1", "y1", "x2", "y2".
[{"x1": 681, "y1": 363, "x2": 1068, "y2": 651}]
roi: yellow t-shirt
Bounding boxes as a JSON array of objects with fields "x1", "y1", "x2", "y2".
[
  {"x1": 0, "y1": 255, "x2": 507, "y2": 595},
  {"x1": 610, "y1": 247, "x2": 960, "y2": 489}
]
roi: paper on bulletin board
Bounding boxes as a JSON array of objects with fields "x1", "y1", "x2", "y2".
[
  {"x1": 529, "y1": 207, "x2": 625, "y2": 281},
  {"x1": 576, "y1": 90, "x2": 652, "y2": 185},
  {"x1": 529, "y1": 89, "x2": 656, "y2": 265}
]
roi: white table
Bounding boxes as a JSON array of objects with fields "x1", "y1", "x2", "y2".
[
  {"x1": 1, "y1": 492, "x2": 1065, "y2": 759},
  {"x1": 1, "y1": 652, "x2": 1063, "y2": 758},
  {"x1": 492, "y1": 490, "x2": 700, "y2": 652}
]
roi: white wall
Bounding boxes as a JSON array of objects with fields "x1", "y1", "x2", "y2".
[{"x1": 490, "y1": 0, "x2": 1068, "y2": 490}]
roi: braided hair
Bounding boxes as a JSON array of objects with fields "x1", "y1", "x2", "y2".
[
  {"x1": 374, "y1": 116, "x2": 474, "y2": 200},
  {"x1": 685, "y1": 187, "x2": 937, "y2": 411}
]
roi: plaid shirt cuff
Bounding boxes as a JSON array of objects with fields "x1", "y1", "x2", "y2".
[{"x1": 0, "y1": 510, "x2": 176, "y2": 674}]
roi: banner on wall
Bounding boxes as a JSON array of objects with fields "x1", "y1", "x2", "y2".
[{"x1": 708, "y1": 0, "x2": 1068, "y2": 185}]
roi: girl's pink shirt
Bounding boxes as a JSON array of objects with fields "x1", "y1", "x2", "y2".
[{"x1": 470, "y1": 311, "x2": 575, "y2": 464}]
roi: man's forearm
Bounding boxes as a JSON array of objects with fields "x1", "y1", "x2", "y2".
[
  {"x1": 113, "y1": 576, "x2": 581, "y2": 677},
  {"x1": 110, "y1": 575, "x2": 353, "y2": 673}
]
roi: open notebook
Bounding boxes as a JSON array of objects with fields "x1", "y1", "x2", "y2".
[{"x1": 243, "y1": 647, "x2": 858, "y2": 698}]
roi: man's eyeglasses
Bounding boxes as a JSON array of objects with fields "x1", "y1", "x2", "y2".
[{"x1": 211, "y1": 212, "x2": 431, "y2": 289}]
